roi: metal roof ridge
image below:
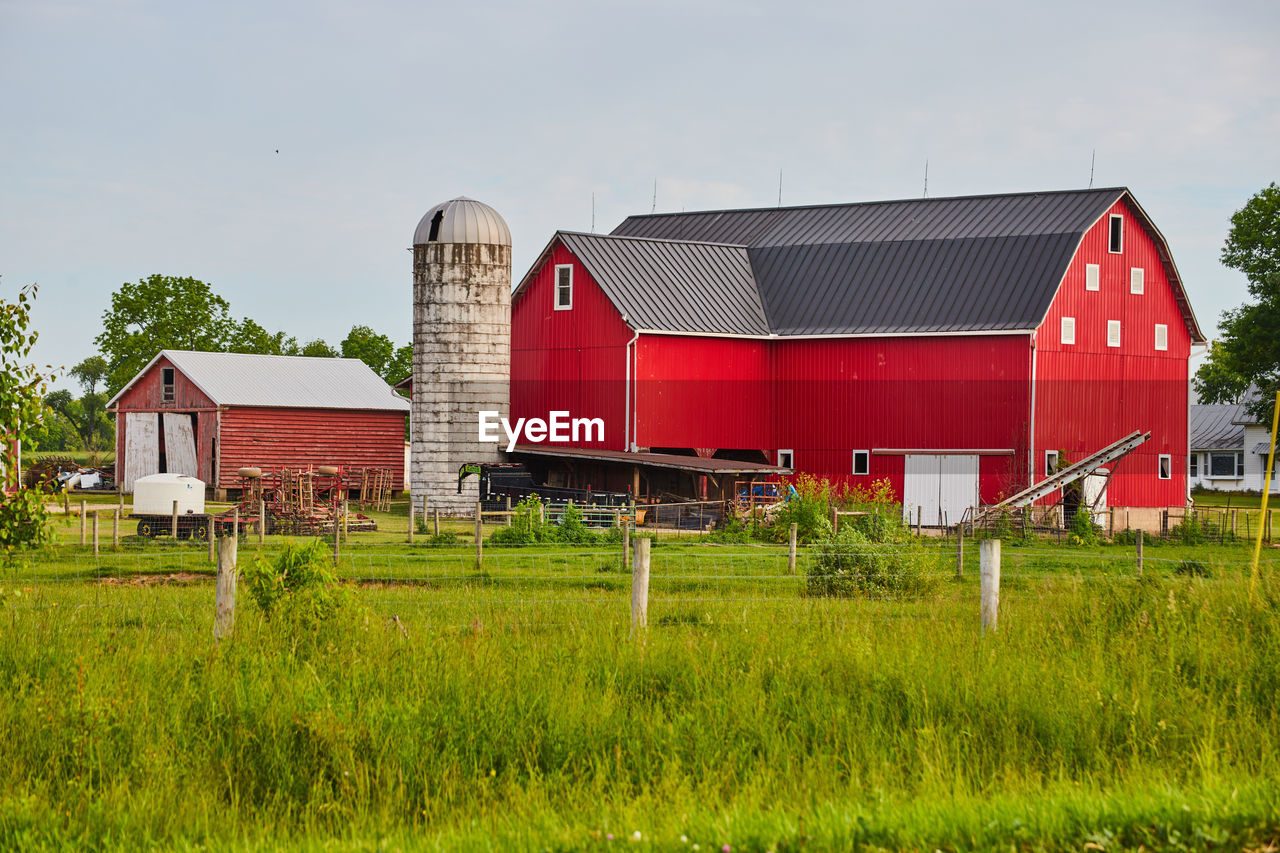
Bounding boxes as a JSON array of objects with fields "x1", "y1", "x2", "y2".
[{"x1": 559, "y1": 230, "x2": 749, "y2": 249}]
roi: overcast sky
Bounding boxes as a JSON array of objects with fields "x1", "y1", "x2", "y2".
[{"x1": 3, "y1": 0, "x2": 1277, "y2": 390}]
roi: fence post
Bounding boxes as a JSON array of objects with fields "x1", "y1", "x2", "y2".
[
  {"x1": 831, "y1": 507, "x2": 839, "y2": 534},
  {"x1": 332, "y1": 505, "x2": 340, "y2": 566},
  {"x1": 118, "y1": 491, "x2": 124, "y2": 514},
  {"x1": 214, "y1": 531, "x2": 238, "y2": 640},
  {"x1": 341, "y1": 500, "x2": 349, "y2": 541},
  {"x1": 916, "y1": 505, "x2": 922, "y2": 537},
  {"x1": 112, "y1": 508, "x2": 120, "y2": 550},
  {"x1": 208, "y1": 515, "x2": 216, "y2": 562},
  {"x1": 631, "y1": 535, "x2": 651, "y2": 634},
  {"x1": 258, "y1": 499, "x2": 266, "y2": 546},
  {"x1": 505, "y1": 495, "x2": 512, "y2": 527},
  {"x1": 171, "y1": 500, "x2": 179, "y2": 539},
  {"x1": 408, "y1": 498, "x2": 415, "y2": 543},
  {"x1": 788, "y1": 522, "x2": 798, "y2": 575},
  {"x1": 980, "y1": 538, "x2": 1000, "y2": 633},
  {"x1": 80, "y1": 500, "x2": 87, "y2": 545},
  {"x1": 475, "y1": 502, "x2": 483, "y2": 571},
  {"x1": 1136, "y1": 529, "x2": 1144, "y2": 576},
  {"x1": 433, "y1": 507, "x2": 440, "y2": 536},
  {"x1": 63, "y1": 490, "x2": 69, "y2": 515},
  {"x1": 955, "y1": 525, "x2": 964, "y2": 580},
  {"x1": 92, "y1": 511, "x2": 99, "y2": 557}
]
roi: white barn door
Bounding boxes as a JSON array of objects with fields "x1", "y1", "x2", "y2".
[
  {"x1": 163, "y1": 414, "x2": 199, "y2": 478},
  {"x1": 903, "y1": 454, "x2": 979, "y2": 527},
  {"x1": 123, "y1": 412, "x2": 160, "y2": 493}
]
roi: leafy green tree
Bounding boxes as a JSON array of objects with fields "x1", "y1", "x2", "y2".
[
  {"x1": 0, "y1": 281, "x2": 55, "y2": 553},
  {"x1": 298, "y1": 338, "x2": 338, "y2": 358},
  {"x1": 28, "y1": 396, "x2": 80, "y2": 452},
  {"x1": 65, "y1": 356, "x2": 112, "y2": 451},
  {"x1": 387, "y1": 344, "x2": 412, "y2": 384},
  {"x1": 230, "y1": 318, "x2": 299, "y2": 356},
  {"x1": 341, "y1": 325, "x2": 399, "y2": 381},
  {"x1": 96, "y1": 274, "x2": 239, "y2": 396},
  {"x1": 1196, "y1": 182, "x2": 1280, "y2": 423}
]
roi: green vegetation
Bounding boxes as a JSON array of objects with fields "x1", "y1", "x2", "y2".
[{"x1": 0, "y1": 281, "x2": 54, "y2": 555}]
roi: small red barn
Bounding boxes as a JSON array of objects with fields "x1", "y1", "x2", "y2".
[
  {"x1": 107, "y1": 350, "x2": 410, "y2": 493},
  {"x1": 510, "y1": 188, "x2": 1205, "y2": 528}
]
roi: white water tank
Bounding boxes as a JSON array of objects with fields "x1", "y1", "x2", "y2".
[{"x1": 133, "y1": 473, "x2": 206, "y2": 516}]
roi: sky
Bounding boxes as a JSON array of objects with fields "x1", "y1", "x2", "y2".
[{"x1": 3, "y1": 0, "x2": 1278, "y2": 392}]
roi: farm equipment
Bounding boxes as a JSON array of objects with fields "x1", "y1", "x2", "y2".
[
  {"x1": 227, "y1": 465, "x2": 381, "y2": 536},
  {"x1": 130, "y1": 473, "x2": 214, "y2": 540},
  {"x1": 458, "y1": 462, "x2": 631, "y2": 512}
]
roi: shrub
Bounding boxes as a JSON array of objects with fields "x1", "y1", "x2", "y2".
[
  {"x1": 807, "y1": 526, "x2": 936, "y2": 598},
  {"x1": 768, "y1": 473, "x2": 833, "y2": 544},
  {"x1": 1171, "y1": 514, "x2": 1205, "y2": 546},
  {"x1": 488, "y1": 495, "x2": 553, "y2": 546},
  {"x1": 555, "y1": 501, "x2": 599, "y2": 545},
  {"x1": 1068, "y1": 506, "x2": 1099, "y2": 546},
  {"x1": 420, "y1": 531, "x2": 459, "y2": 547},
  {"x1": 242, "y1": 538, "x2": 353, "y2": 628}
]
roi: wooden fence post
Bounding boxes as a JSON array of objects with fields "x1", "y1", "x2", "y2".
[
  {"x1": 171, "y1": 500, "x2": 179, "y2": 539},
  {"x1": 1136, "y1": 529, "x2": 1144, "y2": 576},
  {"x1": 63, "y1": 490, "x2": 69, "y2": 515},
  {"x1": 623, "y1": 515, "x2": 631, "y2": 573},
  {"x1": 980, "y1": 538, "x2": 1000, "y2": 633},
  {"x1": 332, "y1": 505, "x2": 340, "y2": 566},
  {"x1": 916, "y1": 505, "x2": 922, "y2": 537},
  {"x1": 788, "y1": 522, "x2": 798, "y2": 575},
  {"x1": 214, "y1": 531, "x2": 237, "y2": 640},
  {"x1": 118, "y1": 491, "x2": 124, "y2": 514},
  {"x1": 258, "y1": 500, "x2": 266, "y2": 546},
  {"x1": 955, "y1": 525, "x2": 964, "y2": 580},
  {"x1": 475, "y1": 502, "x2": 483, "y2": 571},
  {"x1": 112, "y1": 508, "x2": 120, "y2": 550},
  {"x1": 505, "y1": 495, "x2": 512, "y2": 527},
  {"x1": 80, "y1": 500, "x2": 87, "y2": 545},
  {"x1": 208, "y1": 516, "x2": 216, "y2": 562},
  {"x1": 631, "y1": 536, "x2": 651, "y2": 634},
  {"x1": 433, "y1": 507, "x2": 440, "y2": 536},
  {"x1": 92, "y1": 511, "x2": 99, "y2": 557},
  {"x1": 408, "y1": 498, "x2": 415, "y2": 543}
]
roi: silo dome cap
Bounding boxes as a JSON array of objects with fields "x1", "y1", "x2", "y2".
[{"x1": 413, "y1": 197, "x2": 511, "y2": 246}]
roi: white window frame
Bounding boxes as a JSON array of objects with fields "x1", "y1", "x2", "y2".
[
  {"x1": 1107, "y1": 320, "x2": 1121, "y2": 348},
  {"x1": 1061, "y1": 316, "x2": 1076, "y2": 345},
  {"x1": 1045, "y1": 449, "x2": 1059, "y2": 477},
  {"x1": 1208, "y1": 452, "x2": 1242, "y2": 479},
  {"x1": 1158, "y1": 454, "x2": 1171, "y2": 480},
  {"x1": 777, "y1": 449, "x2": 793, "y2": 470},
  {"x1": 852, "y1": 450, "x2": 870, "y2": 476},
  {"x1": 1130, "y1": 267, "x2": 1144, "y2": 294},
  {"x1": 1109, "y1": 214, "x2": 1124, "y2": 254},
  {"x1": 1189, "y1": 453, "x2": 1199, "y2": 478},
  {"x1": 553, "y1": 264, "x2": 573, "y2": 311},
  {"x1": 1154, "y1": 323, "x2": 1168, "y2": 351},
  {"x1": 1085, "y1": 263, "x2": 1099, "y2": 292}
]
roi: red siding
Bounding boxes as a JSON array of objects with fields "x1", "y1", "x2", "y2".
[
  {"x1": 1035, "y1": 198, "x2": 1190, "y2": 507},
  {"x1": 511, "y1": 242, "x2": 635, "y2": 450},
  {"x1": 218, "y1": 407, "x2": 406, "y2": 489},
  {"x1": 112, "y1": 355, "x2": 219, "y2": 483}
]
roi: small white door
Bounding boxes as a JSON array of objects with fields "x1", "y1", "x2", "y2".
[
  {"x1": 1082, "y1": 469, "x2": 1109, "y2": 512},
  {"x1": 903, "y1": 454, "x2": 940, "y2": 526},
  {"x1": 123, "y1": 412, "x2": 160, "y2": 492},
  {"x1": 903, "y1": 454, "x2": 980, "y2": 527},
  {"x1": 939, "y1": 454, "x2": 980, "y2": 526},
  {"x1": 163, "y1": 414, "x2": 199, "y2": 478}
]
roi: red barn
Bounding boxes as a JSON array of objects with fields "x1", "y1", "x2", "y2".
[
  {"x1": 510, "y1": 188, "x2": 1204, "y2": 529},
  {"x1": 107, "y1": 350, "x2": 410, "y2": 493}
]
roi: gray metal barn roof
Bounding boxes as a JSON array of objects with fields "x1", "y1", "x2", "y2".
[
  {"x1": 108, "y1": 350, "x2": 411, "y2": 411},
  {"x1": 1189, "y1": 404, "x2": 1245, "y2": 451},
  {"x1": 516, "y1": 187, "x2": 1203, "y2": 340}
]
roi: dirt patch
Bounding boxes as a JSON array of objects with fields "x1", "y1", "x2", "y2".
[{"x1": 98, "y1": 573, "x2": 209, "y2": 587}]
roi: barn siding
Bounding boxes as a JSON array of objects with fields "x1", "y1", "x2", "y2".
[
  {"x1": 113, "y1": 355, "x2": 219, "y2": 485},
  {"x1": 217, "y1": 407, "x2": 407, "y2": 488},
  {"x1": 1035, "y1": 197, "x2": 1190, "y2": 508}
]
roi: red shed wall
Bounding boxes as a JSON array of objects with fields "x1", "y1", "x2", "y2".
[
  {"x1": 511, "y1": 243, "x2": 636, "y2": 450},
  {"x1": 1035, "y1": 198, "x2": 1191, "y2": 507},
  {"x1": 112, "y1": 355, "x2": 219, "y2": 483},
  {"x1": 769, "y1": 334, "x2": 1032, "y2": 503},
  {"x1": 218, "y1": 407, "x2": 407, "y2": 489}
]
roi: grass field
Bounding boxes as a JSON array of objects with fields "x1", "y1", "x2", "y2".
[{"x1": 2, "y1": 503, "x2": 1279, "y2": 850}]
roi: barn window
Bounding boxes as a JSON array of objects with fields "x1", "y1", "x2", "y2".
[
  {"x1": 1158, "y1": 454, "x2": 1171, "y2": 480},
  {"x1": 1085, "y1": 263, "x2": 1099, "y2": 292},
  {"x1": 1130, "y1": 267, "x2": 1144, "y2": 294},
  {"x1": 1060, "y1": 316, "x2": 1075, "y2": 345},
  {"x1": 852, "y1": 450, "x2": 869, "y2": 476},
  {"x1": 554, "y1": 264, "x2": 573, "y2": 310},
  {"x1": 777, "y1": 449, "x2": 793, "y2": 470},
  {"x1": 1107, "y1": 320, "x2": 1121, "y2": 348},
  {"x1": 162, "y1": 367, "x2": 175, "y2": 403},
  {"x1": 1154, "y1": 324, "x2": 1168, "y2": 351},
  {"x1": 1189, "y1": 453, "x2": 1199, "y2": 478},
  {"x1": 1045, "y1": 449, "x2": 1059, "y2": 476},
  {"x1": 1109, "y1": 214, "x2": 1124, "y2": 253},
  {"x1": 1209, "y1": 452, "x2": 1244, "y2": 477}
]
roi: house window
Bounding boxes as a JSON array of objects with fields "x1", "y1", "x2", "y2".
[
  {"x1": 852, "y1": 450, "x2": 870, "y2": 476},
  {"x1": 1158, "y1": 454, "x2": 1171, "y2": 480},
  {"x1": 1189, "y1": 453, "x2": 1199, "y2": 478},
  {"x1": 554, "y1": 264, "x2": 573, "y2": 310},
  {"x1": 162, "y1": 367, "x2": 175, "y2": 403},
  {"x1": 1061, "y1": 316, "x2": 1076, "y2": 345},
  {"x1": 777, "y1": 449, "x2": 793, "y2": 470},
  {"x1": 1131, "y1": 267, "x2": 1144, "y2": 294},
  {"x1": 1109, "y1": 214, "x2": 1123, "y2": 253},
  {"x1": 1045, "y1": 449, "x2": 1059, "y2": 477},
  {"x1": 1085, "y1": 263, "x2": 1099, "y2": 292},
  {"x1": 1209, "y1": 452, "x2": 1244, "y2": 478},
  {"x1": 1154, "y1": 324, "x2": 1168, "y2": 351},
  {"x1": 1107, "y1": 320, "x2": 1121, "y2": 348}
]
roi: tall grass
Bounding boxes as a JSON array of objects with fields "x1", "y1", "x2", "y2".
[{"x1": 1, "y1": 550, "x2": 1279, "y2": 850}]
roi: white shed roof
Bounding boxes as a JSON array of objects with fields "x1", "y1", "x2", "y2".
[{"x1": 108, "y1": 350, "x2": 411, "y2": 411}]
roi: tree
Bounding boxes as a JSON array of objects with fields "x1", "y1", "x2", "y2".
[
  {"x1": 66, "y1": 356, "x2": 112, "y2": 451},
  {"x1": 229, "y1": 318, "x2": 300, "y2": 356},
  {"x1": 96, "y1": 274, "x2": 239, "y2": 396},
  {"x1": 299, "y1": 338, "x2": 339, "y2": 358},
  {"x1": 1196, "y1": 182, "x2": 1280, "y2": 423},
  {"x1": 340, "y1": 325, "x2": 397, "y2": 380},
  {"x1": 1, "y1": 281, "x2": 55, "y2": 553},
  {"x1": 387, "y1": 344, "x2": 413, "y2": 385}
]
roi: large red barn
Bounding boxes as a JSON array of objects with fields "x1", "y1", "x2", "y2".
[
  {"x1": 509, "y1": 188, "x2": 1204, "y2": 529},
  {"x1": 108, "y1": 351, "x2": 410, "y2": 493}
]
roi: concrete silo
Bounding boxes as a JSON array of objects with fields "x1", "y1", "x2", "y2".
[{"x1": 410, "y1": 197, "x2": 511, "y2": 514}]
